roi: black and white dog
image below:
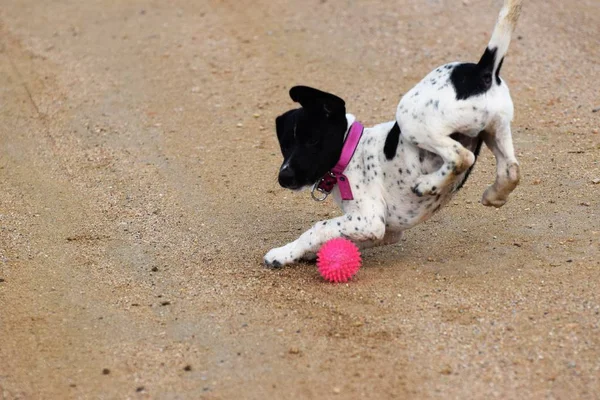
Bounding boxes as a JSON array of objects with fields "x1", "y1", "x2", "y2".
[{"x1": 264, "y1": 0, "x2": 523, "y2": 267}]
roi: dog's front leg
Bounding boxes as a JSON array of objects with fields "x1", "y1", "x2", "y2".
[
  {"x1": 298, "y1": 230, "x2": 404, "y2": 263},
  {"x1": 264, "y1": 213, "x2": 386, "y2": 268}
]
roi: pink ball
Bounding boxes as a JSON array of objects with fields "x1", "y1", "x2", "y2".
[{"x1": 317, "y1": 238, "x2": 362, "y2": 283}]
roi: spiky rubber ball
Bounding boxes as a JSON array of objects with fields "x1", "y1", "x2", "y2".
[{"x1": 317, "y1": 238, "x2": 362, "y2": 283}]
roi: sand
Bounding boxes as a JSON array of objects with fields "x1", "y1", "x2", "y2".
[{"x1": 0, "y1": 0, "x2": 599, "y2": 398}]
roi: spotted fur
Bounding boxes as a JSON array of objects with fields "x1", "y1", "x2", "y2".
[
  {"x1": 264, "y1": 113, "x2": 480, "y2": 267},
  {"x1": 396, "y1": 0, "x2": 523, "y2": 199},
  {"x1": 264, "y1": 0, "x2": 523, "y2": 267}
]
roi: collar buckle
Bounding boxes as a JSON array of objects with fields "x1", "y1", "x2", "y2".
[
  {"x1": 310, "y1": 121, "x2": 363, "y2": 203},
  {"x1": 311, "y1": 172, "x2": 335, "y2": 202},
  {"x1": 311, "y1": 182, "x2": 329, "y2": 202}
]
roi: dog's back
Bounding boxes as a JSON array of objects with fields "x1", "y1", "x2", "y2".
[{"x1": 390, "y1": 0, "x2": 523, "y2": 201}]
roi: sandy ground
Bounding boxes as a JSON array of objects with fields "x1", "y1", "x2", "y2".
[{"x1": 0, "y1": 0, "x2": 599, "y2": 398}]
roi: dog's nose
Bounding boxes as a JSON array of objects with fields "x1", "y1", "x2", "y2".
[{"x1": 278, "y1": 164, "x2": 297, "y2": 188}]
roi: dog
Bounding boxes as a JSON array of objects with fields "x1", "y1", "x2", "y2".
[{"x1": 264, "y1": 0, "x2": 523, "y2": 268}]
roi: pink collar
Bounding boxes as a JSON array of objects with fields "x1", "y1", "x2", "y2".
[{"x1": 311, "y1": 121, "x2": 364, "y2": 201}]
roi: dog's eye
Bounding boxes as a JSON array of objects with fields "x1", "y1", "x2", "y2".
[
  {"x1": 304, "y1": 130, "x2": 321, "y2": 146},
  {"x1": 305, "y1": 138, "x2": 320, "y2": 146}
]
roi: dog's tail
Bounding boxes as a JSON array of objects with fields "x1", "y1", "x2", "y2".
[{"x1": 478, "y1": 0, "x2": 523, "y2": 82}]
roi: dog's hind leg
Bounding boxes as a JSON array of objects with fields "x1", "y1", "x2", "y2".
[
  {"x1": 409, "y1": 131, "x2": 476, "y2": 197},
  {"x1": 481, "y1": 123, "x2": 520, "y2": 207}
]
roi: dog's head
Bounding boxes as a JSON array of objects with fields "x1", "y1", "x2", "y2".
[{"x1": 275, "y1": 86, "x2": 347, "y2": 190}]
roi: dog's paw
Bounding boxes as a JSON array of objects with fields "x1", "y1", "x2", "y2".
[
  {"x1": 481, "y1": 164, "x2": 520, "y2": 208},
  {"x1": 481, "y1": 186, "x2": 508, "y2": 208},
  {"x1": 264, "y1": 259, "x2": 283, "y2": 269},
  {"x1": 264, "y1": 245, "x2": 296, "y2": 268},
  {"x1": 411, "y1": 177, "x2": 438, "y2": 197}
]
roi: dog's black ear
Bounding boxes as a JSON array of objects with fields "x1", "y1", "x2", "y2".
[
  {"x1": 275, "y1": 114, "x2": 285, "y2": 140},
  {"x1": 289, "y1": 86, "x2": 345, "y2": 117},
  {"x1": 275, "y1": 112, "x2": 288, "y2": 141}
]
